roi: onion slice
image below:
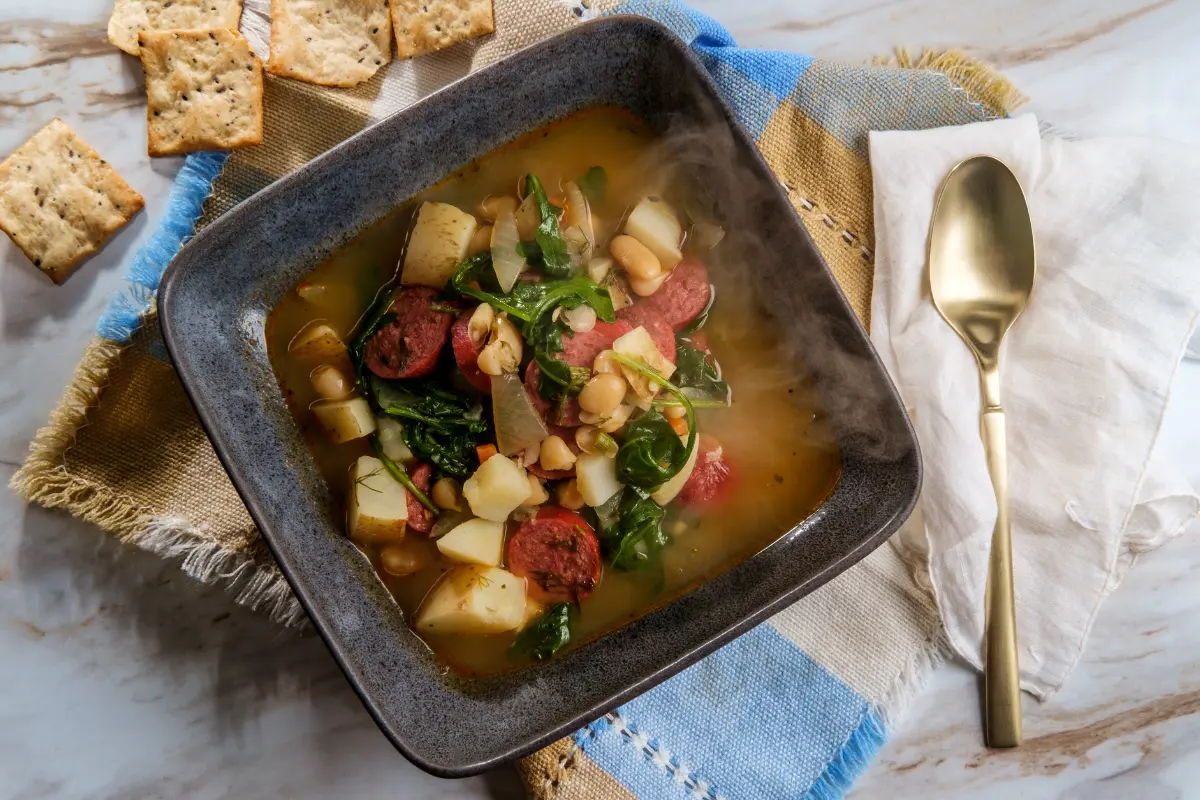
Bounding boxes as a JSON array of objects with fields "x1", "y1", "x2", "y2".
[
  {"x1": 563, "y1": 180, "x2": 595, "y2": 251},
  {"x1": 491, "y1": 373, "x2": 549, "y2": 456},
  {"x1": 490, "y1": 208, "x2": 526, "y2": 293}
]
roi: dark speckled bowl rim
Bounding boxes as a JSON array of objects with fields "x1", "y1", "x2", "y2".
[{"x1": 160, "y1": 16, "x2": 921, "y2": 778}]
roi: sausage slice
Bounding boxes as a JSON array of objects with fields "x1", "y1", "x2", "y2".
[
  {"x1": 506, "y1": 506, "x2": 602, "y2": 602},
  {"x1": 365, "y1": 287, "x2": 456, "y2": 379}
]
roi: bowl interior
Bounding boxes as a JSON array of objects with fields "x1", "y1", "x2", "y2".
[{"x1": 159, "y1": 16, "x2": 919, "y2": 777}]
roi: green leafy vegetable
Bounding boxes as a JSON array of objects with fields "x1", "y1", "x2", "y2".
[
  {"x1": 601, "y1": 488, "x2": 669, "y2": 571},
  {"x1": 614, "y1": 410, "x2": 688, "y2": 490},
  {"x1": 349, "y1": 287, "x2": 397, "y2": 391},
  {"x1": 577, "y1": 166, "x2": 607, "y2": 205},
  {"x1": 589, "y1": 487, "x2": 624, "y2": 539},
  {"x1": 451, "y1": 258, "x2": 615, "y2": 331},
  {"x1": 369, "y1": 434, "x2": 437, "y2": 512},
  {"x1": 371, "y1": 377, "x2": 490, "y2": 478},
  {"x1": 510, "y1": 603, "x2": 573, "y2": 661},
  {"x1": 611, "y1": 354, "x2": 698, "y2": 491},
  {"x1": 673, "y1": 341, "x2": 730, "y2": 401},
  {"x1": 523, "y1": 174, "x2": 572, "y2": 278}
]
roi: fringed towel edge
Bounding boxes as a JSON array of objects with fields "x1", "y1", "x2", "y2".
[{"x1": 875, "y1": 47, "x2": 1028, "y2": 116}]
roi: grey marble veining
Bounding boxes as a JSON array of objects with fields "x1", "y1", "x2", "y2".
[{"x1": 1, "y1": 0, "x2": 1199, "y2": 797}]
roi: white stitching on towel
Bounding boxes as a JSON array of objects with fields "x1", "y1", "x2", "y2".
[
  {"x1": 605, "y1": 712, "x2": 727, "y2": 800},
  {"x1": 780, "y1": 180, "x2": 874, "y2": 263}
]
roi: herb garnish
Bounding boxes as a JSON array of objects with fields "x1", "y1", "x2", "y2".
[{"x1": 369, "y1": 434, "x2": 436, "y2": 512}]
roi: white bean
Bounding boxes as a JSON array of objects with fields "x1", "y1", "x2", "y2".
[
  {"x1": 578, "y1": 373, "x2": 626, "y2": 416},
  {"x1": 555, "y1": 479, "x2": 585, "y2": 510},
  {"x1": 629, "y1": 271, "x2": 669, "y2": 297},
  {"x1": 309, "y1": 364, "x2": 351, "y2": 400},
  {"x1": 538, "y1": 435, "x2": 577, "y2": 472},
  {"x1": 611, "y1": 235, "x2": 662, "y2": 281},
  {"x1": 467, "y1": 303, "x2": 494, "y2": 344},
  {"x1": 431, "y1": 478, "x2": 462, "y2": 511}
]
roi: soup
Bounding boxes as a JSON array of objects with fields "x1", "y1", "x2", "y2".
[{"x1": 266, "y1": 108, "x2": 839, "y2": 677}]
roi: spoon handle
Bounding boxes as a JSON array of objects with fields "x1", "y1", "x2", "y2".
[{"x1": 981, "y1": 405, "x2": 1022, "y2": 748}]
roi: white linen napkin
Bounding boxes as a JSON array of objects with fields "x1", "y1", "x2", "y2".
[{"x1": 868, "y1": 114, "x2": 1200, "y2": 698}]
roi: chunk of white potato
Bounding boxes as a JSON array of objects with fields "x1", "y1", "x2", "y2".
[
  {"x1": 348, "y1": 455, "x2": 408, "y2": 543},
  {"x1": 575, "y1": 452, "x2": 623, "y2": 507},
  {"x1": 289, "y1": 322, "x2": 346, "y2": 361},
  {"x1": 462, "y1": 454, "x2": 530, "y2": 521},
  {"x1": 613, "y1": 326, "x2": 676, "y2": 403},
  {"x1": 415, "y1": 565, "x2": 526, "y2": 635},
  {"x1": 375, "y1": 416, "x2": 414, "y2": 463},
  {"x1": 312, "y1": 397, "x2": 377, "y2": 443},
  {"x1": 401, "y1": 202, "x2": 479, "y2": 288},
  {"x1": 625, "y1": 196, "x2": 683, "y2": 269},
  {"x1": 650, "y1": 435, "x2": 699, "y2": 505},
  {"x1": 436, "y1": 518, "x2": 505, "y2": 566}
]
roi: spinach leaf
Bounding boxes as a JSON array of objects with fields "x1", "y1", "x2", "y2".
[
  {"x1": 451, "y1": 259, "x2": 615, "y2": 331},
  {"x1": 615, "y1": 410, "x2": 687, "y2": 490},
  {"x1": 611, "y1": 353, "x2": 698, "y2": 491},
  {"x1": 523, "y1": 174, "x2": 572, "y2": 278},
  {"x1": 510, "y1": 603, "x2": 573, "y2": 661},
  {"x1": 450, "y1": 252, "x2": 531, "y2": 319},
  {"x1": 369, "y1": 434, "x2": 437, "y2": 512},
  {"x1": 349, "y1": 287, "x2": 397, "y2": 391},
  {"x1": 590, "y1": 487, "x2": 624, "y2": 539},
  {"x1": 577, "y1": 166, "x2": 607, "y2": 205},
  {"x1": 517, "y1": 240, "x2": 542, "y2": 262},
  {"x1": 371, "y1": 376, "x2": 490, "y2": 478},
  {"x1": 673, "y1": 341, "x2": 730, "y2": 401},
  {"x1": 601, "y1": 488, "x2": 669, "y2": 571}
]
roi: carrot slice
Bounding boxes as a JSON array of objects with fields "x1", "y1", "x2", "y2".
[
  {"x1": 668, "y1": 417, "x2": 689, "y2": 437},
  {"x1": 476, "y1": 443, "x2": 498, "y2": 463}
]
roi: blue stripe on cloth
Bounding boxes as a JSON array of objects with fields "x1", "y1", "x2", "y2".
[
  {"x1": 578, "y1": 623, "x2": 880, "y2": 799},
  {"x1": 618, "y1": 1, "x2": 812, "y2": 140},
  {"x1": 96, "y1": 150, "x2": 228, "y2": 343}
]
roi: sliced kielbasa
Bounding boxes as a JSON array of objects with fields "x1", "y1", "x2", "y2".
[
  {"x1": 640, "y1": 258, "x2": 711, "y2": 331},
  {"x1": 559, "y1": 318, "x2": 633, "y2": 367},
  {"x1": 365, "y1": 287, "x2": 456, "y2": 380},
  {"x1": 450, "y1": 309, "x2": 491, "y2": 394},
  {"x1": 525, "y1": 318, "x2": 633, "y2": 428},
  {"x1": 616, "y1": 305, "x2": 676, "y2": 364},
  {"x1": 506, "y1": 506, "x2": 602, "y2": 602},
  {"x1": 679, "y1": 434, "x2": 735, "y2": 506},
  {"x1": 406, "y1": 462, "x2": 435, "y2": 534}
]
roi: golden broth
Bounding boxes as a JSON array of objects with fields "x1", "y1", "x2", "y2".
[{"x1": 266, "y1": 108, "x2": 840, "y2": 677}]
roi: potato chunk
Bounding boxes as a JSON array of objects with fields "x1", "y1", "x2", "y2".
[
  {"x1": 401, "y1": 201, "x2": 478, "y2": 288},
  {"x1": 312, "y1": 397, "x2": 377, "y2": 443},
  {"x1": 624, "y1": 196, "x2": 683, "y2": 269},
  {"x1": 613, "y1": 326, "x2": 676, "y2": 403},
  {"x1": 575, "y1": 453, "x2": 623, "y2": 507},
  {"x1": 436, "y1": 518, "x2": 505, "y2": 566},
  {"x1": 415, "y1": 565, "x2": 526, "y2": 635},
  {"x1": 462, "y1": 454, "x2": 529, "y2": 521},
  {"x1": 288, "y1": 322, "x2": 347, "y2": 360},
  {"x1": 348, "y1": 455, "x2": 408, "y2": 543}
]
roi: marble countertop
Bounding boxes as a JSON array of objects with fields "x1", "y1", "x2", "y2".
[{"x1": 2, "y1": 0, "x2": 1198, "y2": 797}]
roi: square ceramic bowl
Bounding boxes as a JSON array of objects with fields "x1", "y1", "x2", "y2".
[{"x1": 159, "y1": 16, "x2": 920, "y2": 777}]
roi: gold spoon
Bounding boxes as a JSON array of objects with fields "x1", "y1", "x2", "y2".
[{"x1": 928, "y1": 155, "x2": 1035, "y2": 748}]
